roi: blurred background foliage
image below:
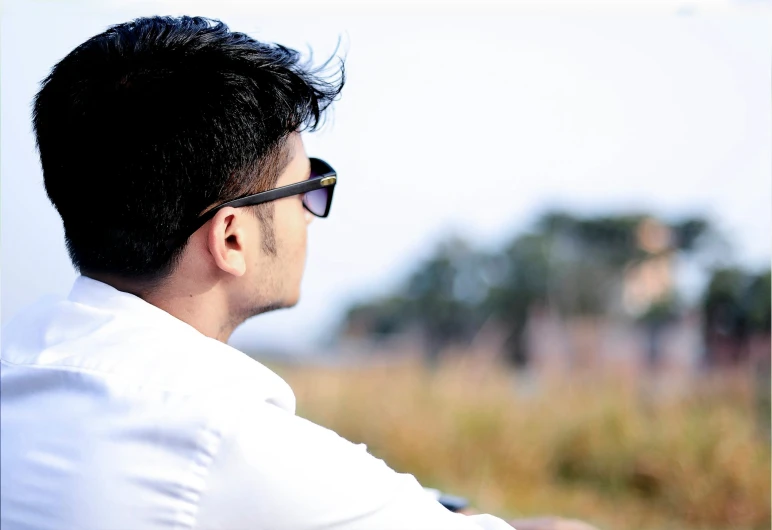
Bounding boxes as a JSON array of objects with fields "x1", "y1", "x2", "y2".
[{"x1": 339, "y1": 209, "x2": 769, "y2": 369}]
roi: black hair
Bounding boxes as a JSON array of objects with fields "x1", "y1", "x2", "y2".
[{"x1": 33, "y1": 16, "x2": 344, "y2": 283}]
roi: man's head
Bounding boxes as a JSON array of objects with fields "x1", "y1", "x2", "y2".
[{"x1": 33, "y1": 16, "x2": 344, "y2": 331}]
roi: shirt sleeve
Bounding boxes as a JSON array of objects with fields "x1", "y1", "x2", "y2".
[{"x1": 193, "y1": 400, "x2": 513, "y2": 530}]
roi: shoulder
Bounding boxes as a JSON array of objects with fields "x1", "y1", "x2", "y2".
[{"x1": 1, "y1": 294, "x2": 296, "y2": 412}]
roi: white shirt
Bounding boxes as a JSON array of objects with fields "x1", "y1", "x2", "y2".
[{"x1": 1, "y1": 277, "x2": 513, "y2": 530}]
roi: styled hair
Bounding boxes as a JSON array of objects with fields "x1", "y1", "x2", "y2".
[{"x1": 33, "y1": 16, "x2": 344, "y2": 283}]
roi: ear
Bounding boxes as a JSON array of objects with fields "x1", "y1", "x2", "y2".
[{"x1": 206, "y1": 207, "x2": 249, "y2": 277}]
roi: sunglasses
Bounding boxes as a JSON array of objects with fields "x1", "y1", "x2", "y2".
[{"x1": 166, "y1": 157, "x2": 336, "y2": 249}]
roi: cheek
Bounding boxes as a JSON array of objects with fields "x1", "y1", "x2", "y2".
[
  {"x1": 294, "y1": 213, "x2": 309, "y2": 259},
  {"x1": 276, "y1": 199, "x2": 309, "y2": 255}
]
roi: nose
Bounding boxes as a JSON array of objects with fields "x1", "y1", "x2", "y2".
[{"x1": 304, "y1": 210, "x2": 314, "y2": 225}]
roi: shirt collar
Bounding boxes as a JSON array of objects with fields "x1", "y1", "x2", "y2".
[{"x1": 68, "y1": 275, "x2": 207, "y2": 338}]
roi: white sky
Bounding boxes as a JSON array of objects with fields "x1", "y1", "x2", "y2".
[{"x1": 2, "y1": 0, "x2": 770, "y2": 352}]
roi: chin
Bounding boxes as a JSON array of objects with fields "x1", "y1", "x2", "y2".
[
  {"x1": 252, "y1": 293, "x2": 299, "y2": 317},
  {"x1": 283, "y1": 291, "x2": 301, "y2": 309}
]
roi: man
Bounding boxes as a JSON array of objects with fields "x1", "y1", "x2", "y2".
[{"x1": 1, "y1": 16, "x2": 596, "y2": 530}]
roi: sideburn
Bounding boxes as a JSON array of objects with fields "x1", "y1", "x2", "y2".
[{"x1": 255, "y1": 202, "x2": 277, "y2": 256}]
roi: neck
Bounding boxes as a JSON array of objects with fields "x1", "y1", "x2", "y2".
[{"x1": 85, "y1": 272, "x2": 240, "y2": 343}]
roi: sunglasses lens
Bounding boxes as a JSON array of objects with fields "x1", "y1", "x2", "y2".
[
  {"x1": 303, "y1": 158, "x2": 335, "y2": 217},
  {"x1": 303, "y1": 187, "x2": 329, "y2": 216}
]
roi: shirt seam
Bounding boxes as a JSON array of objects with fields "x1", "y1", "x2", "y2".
[{"x1": 175, "y1": 424, "x2": 225, "y2": 530}]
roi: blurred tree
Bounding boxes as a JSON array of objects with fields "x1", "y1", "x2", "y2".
[
  {"x1": 701, "y1": 267, "x2": 771, "y2": 366},
  {"x1": 343, "y1": 238, "x2": 488, "y2": 363},
  {"x1": 483, "y1": 233, "x2": 551, "y2": 366},
  {"x1": 344, "y1": 296, "x2": 412, "y2": 339},
  {"x1": 744, "y1": 270, "x2": 772, "y2": 334},
  {"x1": 402, "y1": 238, "x2": 487, "y2": 363}
]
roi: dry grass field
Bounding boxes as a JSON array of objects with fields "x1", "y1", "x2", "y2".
[{"x1": 270, "y1": 355, "x2": 770, "y2": 530}]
